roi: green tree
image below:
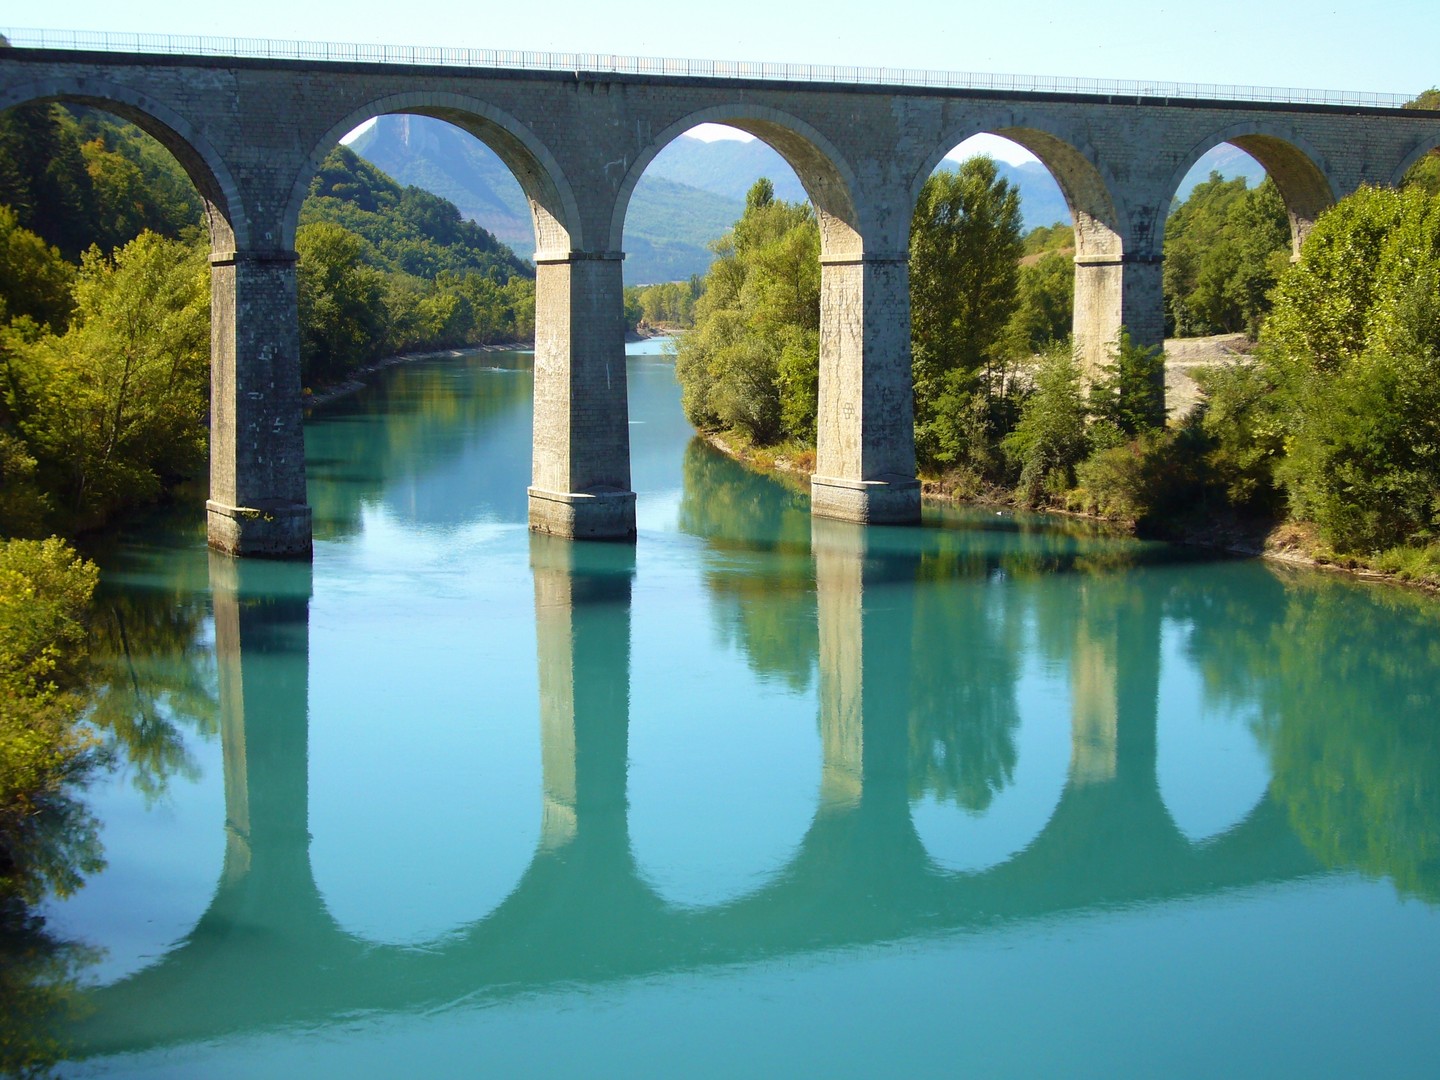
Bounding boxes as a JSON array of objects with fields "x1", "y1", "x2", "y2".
[
  {"x1": 1164, "y1": 173, "x2": 1290, "y2": 337},
  {"x1": 296, "y1": 221, "x2": 388, "y2": 385},
  {"x1": 1002, "y1": 343, "x2": 1089, "y2": 504},
  {"x1": 0, "y1": 104, "x2": 99, "y2": 261},
  {"x1": 1007, "y1": 249, "x2": 1073, "y2": 352},
  {"x1": 5, "y1": 233, "x2": 210, "y2": 530},
  {"x1": 1261, "y1": 184, "x2": 1440, "y2": 552},
  {"x1": 1090, "y1": 329, "x2": 1166, "y2": 437},
  {"x1": 673, "y1": 179, "x2": 820, "y2": 445},
  {"x1": 0, "y1": 535, "x2": 104, "y2": 1077},
  {"x1": 910, "y1": 159, "x2": 1023, "y2": 414},
  {"x1": 0, "y1": 206, "x2": 75, "y2": 331},
  {"x1": 0, "y1": 537, "x2": 102, "y2": 903},
  {"x1": 1400, "y1": 89, "x2": 1440, "y2": 196}
]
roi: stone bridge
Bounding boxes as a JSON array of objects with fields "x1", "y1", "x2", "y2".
[
  {"x1": 66, "y1": 524, "x2": 1322, "y2": 1056},
  {"x1": 3, "y1": 44, "x2": 1437, "y2": 555}
]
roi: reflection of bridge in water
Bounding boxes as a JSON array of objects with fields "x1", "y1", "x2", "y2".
[{"x1": 74, "y1": 525, "x2": 1319, "y2": 1055}]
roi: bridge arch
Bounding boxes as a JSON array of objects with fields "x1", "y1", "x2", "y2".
[
  {"x1": 290, "y1": 91, "x2": 582, "y2": 255},
  {"x1": 0, "y1": 77, "x2": 242, "y2": 250},
  {"x1": 1162, "y1": 123, "x2": 1335, "y2": 256},
  {"x1": 1390, "y1": 137, "x2": 1440, "y2": 188},
  {"x1": 909, "y1": 116, "x2": 1130, "y2": 376},
  {"x1": 609, "y1": 104, "x2": 862, "y2": 257},
  {"x1": 909, "y1": 119, "x2": 1128, "y2": 260}
]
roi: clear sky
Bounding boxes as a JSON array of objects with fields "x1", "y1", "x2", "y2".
[{"x1": 7, "y1": 1, "x2": 1437, "y2": 96}]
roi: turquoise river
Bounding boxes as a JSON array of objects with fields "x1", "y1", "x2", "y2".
[{"x1": 18, "y1": 338, "x2": 1440, "y2": 1076}]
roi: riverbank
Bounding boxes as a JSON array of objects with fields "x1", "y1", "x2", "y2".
[
  {"x1": 700, "y1": 430, "x2": 1440, "y2": 595},
  {"x1": 303, "y1": 328, "x2": 672, "y2": 411},
  {"x1": 303, "y1": 340, "x2": 534, "y2": 410}
]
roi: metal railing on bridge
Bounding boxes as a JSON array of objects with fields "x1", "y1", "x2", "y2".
[{"x1": 0, "y1": 26, "x2": 1423, "y2": 110}]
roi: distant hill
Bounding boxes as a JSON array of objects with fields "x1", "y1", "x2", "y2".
[
  {"x1": 350, "y1": 116, "x2": 740, "y2": 285},
  {"x1": 349, "y1": 116, "x2": 534, "y2": 256},
  {"x1": 644, "y1": 135, "x2": 809, "y2": 204},
  {"x1": 350, "y1": 117, "x2": 1269, "y2": 281},
  {"x1": 1176, "y1": 144, "x2": 1268, "y2": 201}
]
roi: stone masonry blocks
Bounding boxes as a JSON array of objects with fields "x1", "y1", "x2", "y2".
[{"x1": 5, "y1": 49, "x2": 1438, "y2": 551}]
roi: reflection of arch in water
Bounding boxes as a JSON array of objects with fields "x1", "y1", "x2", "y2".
[
  {"x1": 307, "y1": 636, "x2": 544, "y2": 944},
  {"x1": 1153, "y1": 619, "x2": 1270, "y2": 844},
  {"x1": 72, "y1": 528, "x2": 1324, "y2": 1057},
  {"x1": 911, "y1": 655, "x2": 1072, "y2": 875},
  {"x1": 909, "y1": 115, "x2": 1128, "y2": 378},
  {"x1": 626, "y1": 658, "x2": 822, "y2": 910}
]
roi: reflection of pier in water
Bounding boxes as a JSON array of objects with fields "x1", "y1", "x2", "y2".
[{"x1": 73, "y1": 534, "x2": 1319, "y2": 1055}]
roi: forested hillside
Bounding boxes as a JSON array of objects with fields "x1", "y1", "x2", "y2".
[
  {"x1": 350, "y1": 115, "x2": 744, "y2": 284},
  {"x1": 0, "y1": 105, "x2": 534, "y2": 539}
]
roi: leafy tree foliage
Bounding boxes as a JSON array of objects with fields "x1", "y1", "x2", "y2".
[
  {"x1": 296, "y1": 221, "x2": 389, "y2": 384},
  {"x1": 0, "y1": 104, "x2": 201, "y2": 259},
  {"x1": 676, "y1": 160, "x2": 1029, "y2": 473},
  {"x1": 1002, "y1": 343, "x2": 1089, "y2": 503},
  {"x1": 1170, "y1": 183, "x2": 1440, "y2": 554},
  {"x1": 1089, "y1": 330, "x2": 1166, "y2": 438},
  {"x1": 3, "y1": 233, "x2": 210, "y2": 532},
  {"x1": 296, "y1": 147, "x2": 537, "y2": 380},
  {"x1": 674, "y1": 179, "x2": 820, "y2": 445},
  {"x1": 301, "y1": 146, "x2": 529, "y2": 280},
  {"x1": 1007, "y1": 248, "x2": 1074, "y2": 354},
  {"x1": 910, "y1": 159, "x2": 1024, "y2": 468},
  {"x1": 1163, "y1": 173, "x2": 1290, "y2": 337},
  {"x1": 0, "y1": 206, "x2": 74, "y2": 330},
  {"x1": 1400, "y1": 88, "x2": 1440, "y2": 196},
  {"x1": 0, "y1": 538, "x2": 102, "y2": 903},
  {"x1": 626, "y1": 277, "x2": 702, "y2": 328}
]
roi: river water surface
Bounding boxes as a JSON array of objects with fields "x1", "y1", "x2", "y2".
[{"x1": 32, "y1": 339, "x2": 1440, "y2": 1076}]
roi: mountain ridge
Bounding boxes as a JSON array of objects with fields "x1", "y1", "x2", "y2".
[{"x1": 350, "y1": 118, "x2": 1269, "y2": 283}]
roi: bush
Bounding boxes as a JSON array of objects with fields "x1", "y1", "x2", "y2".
[
  {"x1": 1089, "y1": 329, "x2": 1165, "y2": 436},
  {"x1": 1002, "y1": 344, "x2": 1088, "y2": 505}
]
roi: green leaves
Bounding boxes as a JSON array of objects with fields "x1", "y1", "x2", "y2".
[
  {"x1": 910, "y1": 159, "x2": 1023, "y2": 399},
  {"x1": 1260, "y1": 184, "x2": 1440, "y2": 552},
  {"x1": 1163, "y1": 174, "x2": 1290, "y2": 338},
  {"x1": 0, "y1": 537, "x2": 102, "y2": 904},
  {"x1": 1002, "y1": 344, "x2": 1088, "y2": 504},
  {"x1": 674, "y1": 180, "x2": 819, "y2": 446},
  {"x1": 6, "y1": 233, "x2": 210, "y2": 532}
]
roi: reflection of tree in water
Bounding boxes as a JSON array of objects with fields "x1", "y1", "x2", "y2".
[
  {"x1": 2, "y1": 567, "x2": 219, "y2": 1073},
  {"x1": 1176, "y1": 567, "x2": 1440, "y2": 903},
  {"x1": 87, "y1": 586, "x2": 218, "y2": 803},
  {"x1": 0, "y1": 899, "x2": 101, "y2": 1079},
  {"x1": 307, "y1": 354, "x2": 533, "y2": 540},
  {"x1": 902, "y1": 515, "x2": 1155, "y2": 812},
  {"x1": 678, "y1": 439, "x2": 818, "y2": 691},
  {"x1": 906, "y1": 542, "x2": 1026, "y2": 812}
]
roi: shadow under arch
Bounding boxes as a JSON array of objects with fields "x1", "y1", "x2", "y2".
[
  {"x1": 609, "y1": 104, "x2": 863, "y2": 257},
  {"x1": 0, "y1": 76, "x2": 242, "y2": 250},
  {"x1": 285, "y1": 90, "x2": 582, "y2": 255},
  {"x1": 1163, "y1": 123, "x2": 1336, "y2": 255},
  {"x1": 1390, "y1": 134, "x2": 1440, "y2": 188}
]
